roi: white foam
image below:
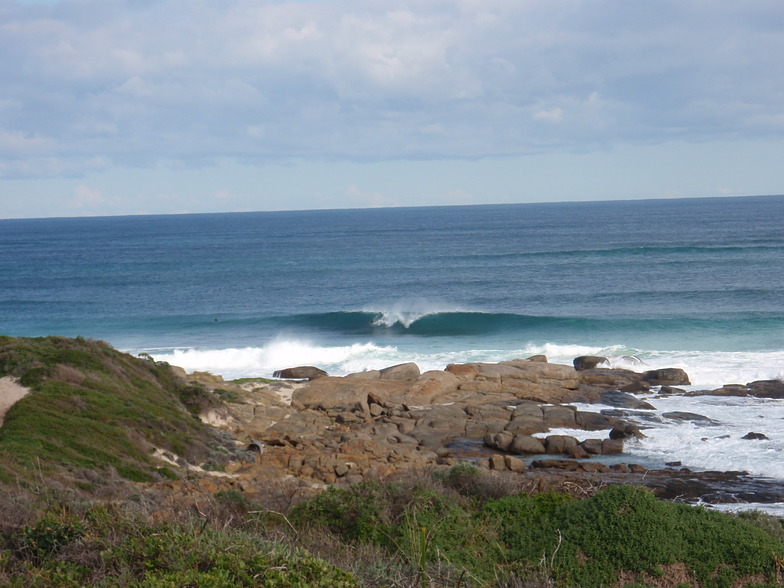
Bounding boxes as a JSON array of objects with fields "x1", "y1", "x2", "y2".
[
  {"x1": 365, "y1": 298, "x2": 465, "y2": 328},
  {"x1": 147, "y1": 339, "x2": 396, "y2": 380},
  {"x1": 616, "y1": 394, "x2": 784, "y2": 480}
]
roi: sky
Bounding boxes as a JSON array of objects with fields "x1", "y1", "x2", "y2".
[{"x1": 1, "y1": 0, "x2": 783, "y2": 219}]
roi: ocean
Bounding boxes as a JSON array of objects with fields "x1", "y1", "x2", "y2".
[{"x1": 2, "y1": 195, "x2": 784, "y2": 498}]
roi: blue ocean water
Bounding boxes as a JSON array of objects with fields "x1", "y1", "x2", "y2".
[{"x1": 1, "y1": 196, "x2": 783, "y2": 386}]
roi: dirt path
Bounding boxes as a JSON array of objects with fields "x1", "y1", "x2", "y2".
[{"x1": 0, "y1": 377, "x2": 30, "y2": 428}]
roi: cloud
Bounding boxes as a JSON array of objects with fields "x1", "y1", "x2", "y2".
[
  {"x1": 1, "y1": 0, "x2": 782, "y2": 179},
  {"x1": 73, "y1": 183, "x2": 104, "y2": 207},
  {"x1": 533, "y1": 108, "x2": 564, "y2": 123},
  {"x1": 346, "y1": 185, "x2": 397, "y2": 207}
]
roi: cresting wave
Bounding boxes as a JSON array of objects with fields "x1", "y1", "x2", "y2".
[{"x1": 266, "y1": 310, "x2": 784, "y2": 341}]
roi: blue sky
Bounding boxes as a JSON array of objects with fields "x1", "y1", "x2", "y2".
[{"x1": 1, "y1": 0, "x2": 783, "y2": 218}]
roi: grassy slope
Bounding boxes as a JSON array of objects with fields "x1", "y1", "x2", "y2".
[{"x1": 0, "y1": 335, "x2": 232, "y2": 487}]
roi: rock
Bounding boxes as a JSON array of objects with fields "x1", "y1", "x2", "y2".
[
  {"x1": 273, "y1": 366, "x2": 327, "y2": 380},
  {"x1": 747, "y1": 380, "x2": 784, "y2": 399},
  {"x1": 544, "y1": 434, "x2": 579, "y2": 455},
  {"x1": 578, "y1": 368, "x2": 642, "y2": 389},
  {"x1": 619, "y1": 381, "x2": 651, "y2": 393},
  {"x1": 345, "y1": 370, "x2": 381, "y2": 380},
  {"x1": 541, "y1": 404, "x2": 577, "y2": 427},
  {"x1": 601, "y1": 439, "x2": 624, "y2": 454},
  {"x1": 741, "y1": 432, "x2": 769, "y2": 440},
  {"x1": 658, "y1": 385, "x2": 686, "y2": 394},
  {"x1": 526, "y1": 355, "x2": 548, "y2": 363},
  {"x1": 575, "y1": 411, "x2": 617, "y2": 430},
  {"x1": 662, "y1": 411, "x2": 717, "y2": 425},
  {"x1": 485, "y1": 431, "x2": 515, "y2": 452},
  {"x1": 580, "y1": 439, "x2": 604, "y2": 454},
  {"x1": 581, "y1": 462, "x2": 611, "y2": 473},
  {"x1": 512, "y1": 401, "x2": 544, "y2": 418},
  {"x1": 292, "y1": 380, "x2": 370, "y2": 414},
  {"x1": 530, "y1": 459, "x2": 581, "y2": 471},
  {"x1": 566, "y1": 444, "x2": 590, "y2": 459},
  {"x1": 609, "y1": 424, "x2": 645, "y2": 440},
  {"x1": 404, "y1": 370, "x2": 460, "y2": 404},
  {"x1": 489, "y1": 454, "x2": 507, "y2": 470},
  {"x1": 573, "y1": 355, "x2": 608, "y2": 371},
  {"x1": 598, "y1": 390, "x2": 655, "y2": 410},
  {"x1": 445, "y1": 363, "x2": 480, "y2": 378},
  {"x1": 505, "y1": 455, "x2": 527, "y2": 472},
  {"x1": 642, "y1": 368, "x2": 690, "y2": 386},
  {"x1": 505, "y1": 416, "x2": 549, "y2": 436},
  {"x1": 508, "y1": 434, "x2": 546, "y2": 455},
  {"x1": 451, "y1": 360, "x2": 581, "y2": 403},
  {"x1": 379, "y1": 362, "x2": 421, "y2": 381}
]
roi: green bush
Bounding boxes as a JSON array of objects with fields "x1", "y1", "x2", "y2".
[
  {"x1": 289, "y1": 480, "x2": 388, "y2": 544},
  {"x1": 292, "y1": 481, "x2": 784, "y2": 587},
  {"x1": 0, "y1": 504, "x2": 358, "y2": 587}
]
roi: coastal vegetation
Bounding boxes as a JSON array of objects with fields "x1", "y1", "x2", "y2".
[
  {"x1": 1, "y1": 335, "x2": 784, "y2": 586},
  {"x1": 0, "y1": 335, "x2": 237, "y2": 487}
]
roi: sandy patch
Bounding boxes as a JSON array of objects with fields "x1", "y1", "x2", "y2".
[
  {"x1": 0, "y1": 376, "x2": 30, "y2": 428},
  {"x1": 239, "y1": 379, "x2": 308, "y2": 406}
]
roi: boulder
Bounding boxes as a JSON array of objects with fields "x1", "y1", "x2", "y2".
[
  {"x1": 578, "y1": 368, "x2": 642, "y2": 389},
  {"x1": 504, "y1": 455, "x2": 527, "y2": 472},
  {"x1": 485, "y1": 431, "x2": 516, "y2": 452},
  {"x1": 658, "y1": 385, "x2": 685, "y2": 394},
  {"x1": 620, "y1": 381, "x2": 651, "y2": 393},
  {"x1": 598, "y1": 390, "x2": 655, "y2": 410},
  {"x1": 380, "y1": 362, "x2": 421, "y2": 381},
  {"x1": 345, "y1": 370, "x2": 381, "y2": 380},
  {"x1": 662, "y1": 411, "x2": 717, "y2": 425},
  {"x1": 273, "y1": 366, "x2": 327, "y2": 380},
  {"x1": 741, "y1": 432, "x2": 769, "y2": 440},
  {"x1": 601, "y1": 439, "x2": 624, "y2": 454},
  {"x1": 609, "y1": 423, "x2": 645, "y2": 440},
  {"x1": 573, "y1": 355, "x2": 608, "y2": 371},
  {"x1": 575, "y1": 411, "x2": 617, "y2": 430},
  {"x1": 505, "y1": 415, "x2": 549, "y2": 436},
  {"x1": 541, "y1": 404, "x2": 577, "y2": 427},
  {"x1": 580, "y1": 439, "x2": 604, "y2": 454},
  {"x1": 747, "y1": 380, "x2": 784, "y2": 399},
  {"x1": 544, "y1": 434, "x2": 579, "y2": 455},
  {"x1": 642, "y1": 368, "x2": 690, "y2": 386},
  {"x1": 508, "y1": 434, "x2": 546, "y2": 455}
]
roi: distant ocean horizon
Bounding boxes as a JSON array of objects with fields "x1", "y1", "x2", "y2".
[{"x1": 3, "y1": 194, "x2": 784, "y2": 488}]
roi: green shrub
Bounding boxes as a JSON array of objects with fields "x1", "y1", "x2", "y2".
[
  {"x1": 490, "y1": 485, "x2": 784, "y2": 587},
  {"x1": 15, "y1": 511, "x2": 84, "y2": 563},
  {"x1": 289, "y1": 481, "x2": 387, "y2": 544},
  {"x1": 0, "y1": 504, "x2": 358, "y2": 587}
]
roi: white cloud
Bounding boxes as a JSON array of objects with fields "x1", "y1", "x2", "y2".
[
  {"x1": 0, "y1": 0, "x2": 782, "y2": 181},
  {"x1": 533, "y1": 108, "x2": 563, "y2": 123},
  {"x1": 73, "y1": 183, "x2": 103, "y2": 207},
  {"x1": 346, "y1": 185, "x2": 397, "y2": 207}
]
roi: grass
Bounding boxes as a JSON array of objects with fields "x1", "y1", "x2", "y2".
[
  {"x1": 290, "y1": 467, "x2": 784, "y2": 587},
  {"x1": 0, "y1": 336, "x2": 235, "y2": 488},
  {"x1": 0, "y1": 500, "x2": 358, "y2": 587}
]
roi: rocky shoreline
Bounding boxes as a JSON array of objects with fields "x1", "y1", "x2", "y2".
[{"x1": 170, "y1": 355, "x2": 784, "y2": 510}]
